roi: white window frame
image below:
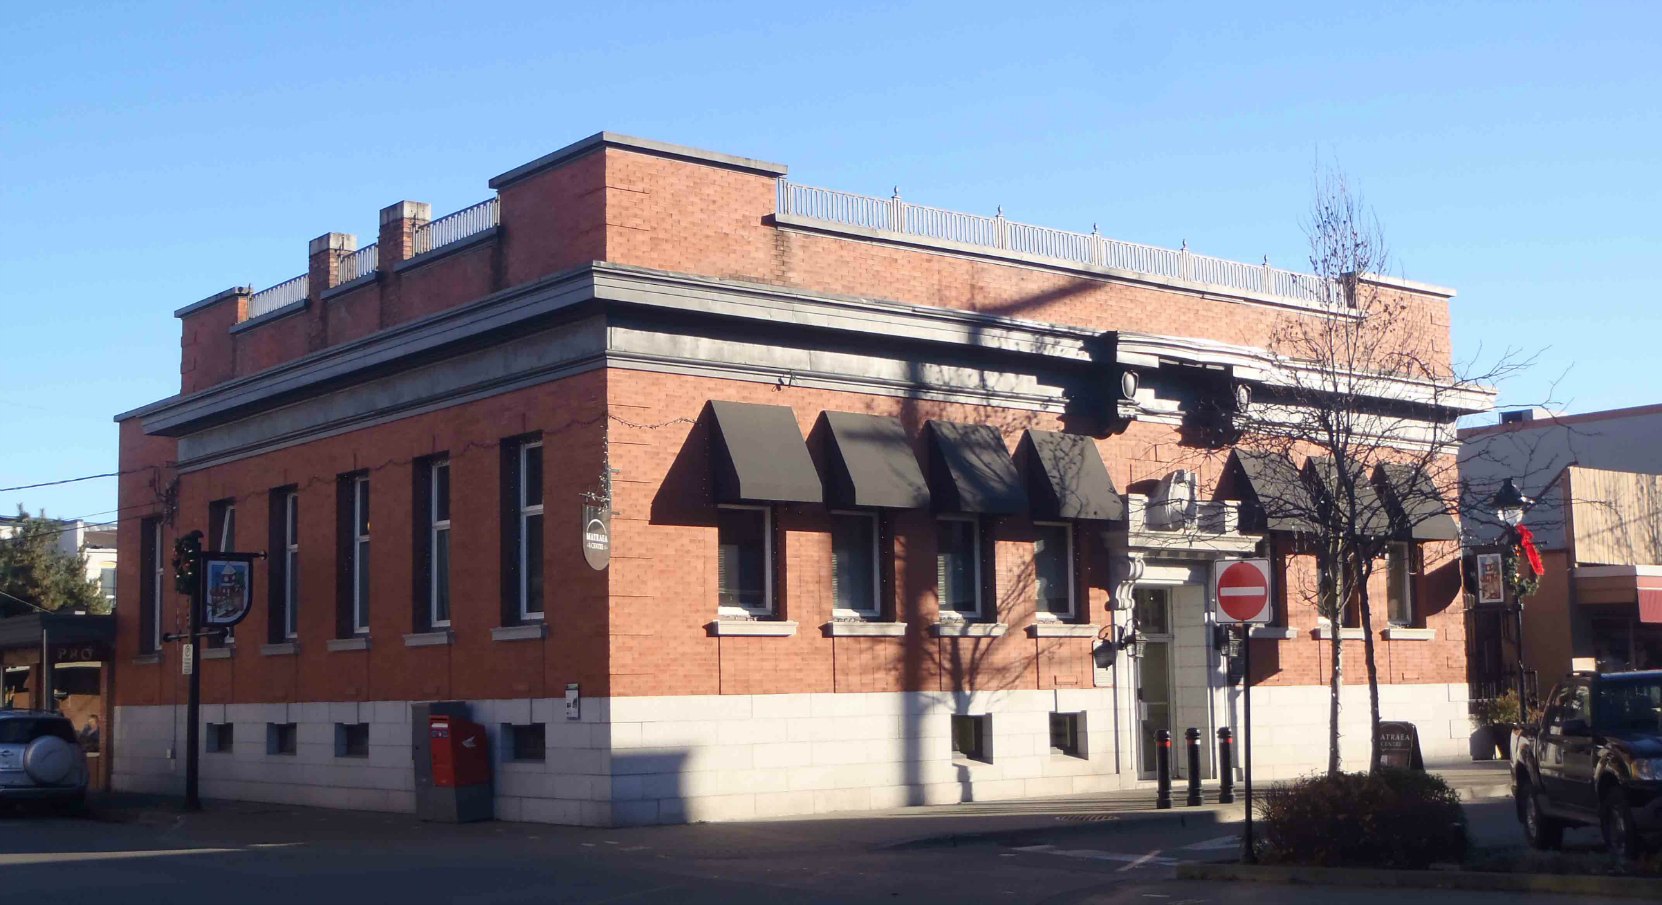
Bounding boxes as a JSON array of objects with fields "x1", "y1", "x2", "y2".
[
  {"x1": 149, "y1": 520, "x2": 164, "y2": 651},
  {"x1": 518, "y1": 442, "x2": 544, "y2": 621},
  {"x1": 352, "y1": 476, "x2": 371, "y2": 634},
  {"x1": 717, "y1": 504, "x2": 773, "y2": 618},
  {"x1": 937, "y1": 515, "x2": 983, "y2": 619},
  {"x1": 430, "y1": 460, "x2": 451, "y2": 628},
  {"x1": 830, "y1": 510, "x2": 882, "y2": 620},
  {"x1": 1032, "y1": 520, "x2": 1076, "y2": 621},
  {"x1": 1387, "y1": 541, "x2": 1414, "y2": 626},
  {"x1": 283, "y1": 492, "x2": 299, "y2": 640}
]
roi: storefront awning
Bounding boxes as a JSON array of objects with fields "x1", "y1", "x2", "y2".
[
  {"x1": 1305, "y1": 457, "x2": 1392, "y2": 537},
  {"x1": 1641, "y1": 589, "x2": 1662, "y2": 624},
  {"x1": 1374, "y1": 463, "x2": 1461, "y2": 541},
  {"x1": 708, "y1": 400, "x2": 823, "y2": 504},
  {"x1": 817, "y1": 411, "x2": 930, "y2": 509},
  {"x1": 1019, "y1": 429, "x2": 1123, "y2": 521},
  {"x1": 925, "y1": 420, "x2": 1027, "y2": 514},
  {"x1": 1231, "y1": 449, "x2": 1314, "y2": 534}
]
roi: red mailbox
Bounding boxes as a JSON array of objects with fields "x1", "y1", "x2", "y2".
[{"x1": 429, "y1": 715, "x2": 491, "y2": 788}]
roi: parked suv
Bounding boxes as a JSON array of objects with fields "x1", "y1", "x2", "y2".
[
  {"x1": 1512, "y1": 671, "x2": 1662, "y2": 859},
  {"x1": 0, "y1": 710, "x2": 89, "y2": 809}
]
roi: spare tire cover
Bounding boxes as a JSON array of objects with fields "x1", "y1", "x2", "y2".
[{"x1": 23, "y1": 735, "x2": 76, "y2": 785}]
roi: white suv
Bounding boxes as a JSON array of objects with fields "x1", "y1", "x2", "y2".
[{"x1": 0, "y1": 710, "x2": 88, "y2": 809}]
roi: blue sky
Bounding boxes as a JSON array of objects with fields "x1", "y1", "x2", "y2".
[{"x1": 2, "y1": 1, "x2": 1657, "y2": 520}]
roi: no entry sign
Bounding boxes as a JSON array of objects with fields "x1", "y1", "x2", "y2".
[{"x1": 1213, "y1": 558, "x2": 1272, "y2": 624}]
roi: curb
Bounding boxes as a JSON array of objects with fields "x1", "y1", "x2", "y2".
[
  {"x1": 886, "y1": 805, "x2": 1244, "y2": 850},
  {"x1": 1177, "y1": 862, "x2": 1660, "y2": 900}
]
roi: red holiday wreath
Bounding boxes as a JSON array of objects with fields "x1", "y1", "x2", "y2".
[{"x1": 1508, "y1": 524, "x2": 1544, "y2": 598}]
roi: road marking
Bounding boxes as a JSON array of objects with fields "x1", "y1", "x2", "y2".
[
  {"x1": 0, "y1": 848, "x2": 238, "y2": 866},
  {"x1": 1011, "y1": 844, "x2": 1181, "y2": 869},
  {"x1": 1116, "y1": 849, "x2": 1165, "y2": 872},
  {"x1": 1181, "y1": 834, "x2": 1241, "y2": 851}
]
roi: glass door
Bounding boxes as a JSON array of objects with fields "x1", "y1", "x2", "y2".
[{"x1": 1134, "y1": 587, "x2": 1174, "y2": 779}]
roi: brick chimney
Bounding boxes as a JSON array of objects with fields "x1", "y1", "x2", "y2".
[
  {"x1": 378, "y1": 201, "x2": 431, "y2": 268},
  {"x1": 308, "y1": 232, "x2": 356, "y2": 294}
]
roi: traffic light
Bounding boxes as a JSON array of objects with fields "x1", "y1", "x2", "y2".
[{"x1": 172, "y1": 530, "x2": 203, "y2": 595}]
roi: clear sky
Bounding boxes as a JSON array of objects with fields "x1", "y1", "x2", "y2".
[{"x1": 2, "y1": 1, "x2": 1657, "y2": 521}]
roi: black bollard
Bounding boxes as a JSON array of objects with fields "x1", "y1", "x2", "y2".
[
  {"x1": 1155, "y1": 729, "x2": 1173, "y2": 809},
  {"x1": 1217, "y1": 727, "x2": 1236, "y2": 804},
  {"x1": 1185, "y1": 728, "x2": 1203, "y2": 806}
]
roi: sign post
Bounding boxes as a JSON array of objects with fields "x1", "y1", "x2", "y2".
[
  {"x1": 1213, "y1": 557, "x2": 1272, "y2": 864},
  {"x1": 167, "y1": 544, "x2": 260, "y2": 812}
]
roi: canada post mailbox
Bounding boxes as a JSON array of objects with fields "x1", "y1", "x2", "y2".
[{"x1": 429, "y1": 715, "x2": 491, "y2": 788}]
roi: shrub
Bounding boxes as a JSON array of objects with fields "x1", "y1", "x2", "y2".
[
  {"x1": 1472, "y1": 691, "x2": 1520, "y2": 726},
  {"x1": 1257, "y1": 768, "x2": 1468, "y2": 869}
]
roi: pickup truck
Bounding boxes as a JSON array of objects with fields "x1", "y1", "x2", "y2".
[{"x1": 1512, "y1": 670, "x2": 1662, "y2": 860}]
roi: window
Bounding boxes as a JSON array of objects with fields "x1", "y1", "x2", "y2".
[
  {"x1": 1386, "y1": 542, "x2": 1414, "y2": 626},
  {"x1": 506, "y1": 723, "x2": 546, "y2": 762},
  {"x1": 937, "y1": 517, "x2": 981, "y2": 618},
  {"x1": 1034, "y1": 522, "x2": 1074, "y2": 619},
  {"x1": 831, "y1": 512, "x2": 880, "y2": 618},
  {"x1": 335, "y1": 723, "x2": 369, "y2": 758},
  {"x1": 717, "y1": 505, "x2": 772, "y2": 616},
  {"x1": 209, "y1": 501, "x2": 238, "y2": 647},
  {"x1": 278, "y1": 491, "x2": 300, "y2": 640},
  {"x1": 99, "y1": 567, "x2": 116, "y2": 608},
  {"x1": 518, "y1": 442, "x2": 544, "y2": 620},
  {"x1": 339, "y1": 476, "x2": 371, "y2": 635},
  {"x1": 430, "y1": 460, "x2": 451, "y2": 627},
  {"x1": 139, "y1": 517, "x2": 162, "y2": 653},
  {"x1": 266, "y1": 722, "x2": 297, "y2": 756},
  {"x1": 1050, "y1": 712, "x2": 1085, "y2": 758},
  {"x1": 951, "y1": 714, "x2": 990, "y2": 762},
  {"x1": 205, "y1": 722, "x2": 234, "y2": 753}
]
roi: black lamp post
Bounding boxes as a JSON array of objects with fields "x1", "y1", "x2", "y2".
[{"x1": 1491, "y1": 478, "x2": 1535, "y2": 714}]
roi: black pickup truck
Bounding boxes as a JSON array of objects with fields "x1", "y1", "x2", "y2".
[{"x1": 1512, "y1": 670, "x2": 1662, "y2": 859}]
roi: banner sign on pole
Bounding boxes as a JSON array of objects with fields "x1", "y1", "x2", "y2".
[
  {"x1": 1213, "y1": 558, "x2": 1273, "y2": 624},
  {"x1": 202, "y1": 554, "x2": 257, "y2": 627}
]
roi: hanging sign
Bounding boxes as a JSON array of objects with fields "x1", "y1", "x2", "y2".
[
  {"x1": 582, "y1": 506, "x2": 611, "y2": 571},
  {"x1": 1213, "y1": 558, "x2": 1273, "y2": 624},
  {"x1": 201, "y1": 553, "x2": 257, "y2": 627}
]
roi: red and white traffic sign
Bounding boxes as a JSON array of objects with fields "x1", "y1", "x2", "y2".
[{"x1": 1213, "y1": 558, "x2": 1272, "y2": 624}]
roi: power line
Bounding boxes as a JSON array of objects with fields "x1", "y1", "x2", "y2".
[{"x1": 0, "y1": 470, "x2": 127, "y2": 494}]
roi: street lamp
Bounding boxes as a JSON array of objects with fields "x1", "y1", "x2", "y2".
[
  {"x1": 1490, "y1": 477, "x2": 1536, "y2": 715},
  {"x1": 1492, "y1": 478, "x2": 1531, "y2": 529}
]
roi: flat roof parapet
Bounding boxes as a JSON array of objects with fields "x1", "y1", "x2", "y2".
[{"x1": 488, "y1": 131, "x2": 788, "y2": 190}]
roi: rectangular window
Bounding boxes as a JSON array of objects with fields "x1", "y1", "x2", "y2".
[
  {"x1": 519, "y1": 442, "x2": 544, "y2": 620},
  {"x1": 717, "y1": 505, "x2": 772, "y2": 615},
  {"x1": 1050, "y1": 712, "x2": 1085, "y2": 758},
  {"x1": 139, "y1": 517, "x2": 162, "y2": 653},
  {"x1": 266, "y1": 722, "x2": 297, "y2": 756},
  {"x1": 831, "y1": 512, "x2": 880, "y2": 618},
  {"x1": 1034, "y1": 522, "x2": 1074, "y2": 619},
  {"x1": 430, "y1": 460, "x2": 451, "y2": 628},
  {"x1": 208, "y1": 500, "x2": 237, "y2": 647},
  {"x1": 1387, "y1": 543, "x2": 1414, "y2": 626},
  {"x1": 951, "y1": 714, "x2": 990, "y2": 763},
  {"x1": 349, "y1": 477, "x2": 371, "y2": 634},
  {"x1": 205, "y1": 722, "x2": 234, "y2": 753},
  {"x1": 335, "y1": 723, "x2": 370, "y2": 758},
  {"x1": 507, "y1": 723, "x2": 546, "y2": 762},
  {"x1": 937, "y1": 517, "x2": 981, "y2": 617},
  {"x1": 283, "y1": 492, "x2": 300, "y2": 639},
  {"x1": 99, "y1": 567, "x2": 116, "y2": 607}
]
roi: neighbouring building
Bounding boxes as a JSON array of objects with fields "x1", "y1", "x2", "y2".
[
  {"x1": 113, "y1": 132, "x2": 1482, "y2": 825},
  {"x1": 1460, "y1": 406, "x2": 1662, "y2": 690}
]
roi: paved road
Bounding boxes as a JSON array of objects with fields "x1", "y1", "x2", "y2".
[{"x1": 0, "y1": 795, "x2": 1621, "y2": 904}]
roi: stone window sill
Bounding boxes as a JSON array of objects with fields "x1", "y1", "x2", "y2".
[
  {"x1": 1383, "y1": 626, "x2": 1437, "y2": 641},
  {"x1": 823, "y1": 621, "x2": 907, "y2": 637},
  {"x1": 403, "y1": 630, "x2": 453, "y2": 648},
  {"x1": 1312, "y1": 626, "x2": 1366, "y2": 641},
  {"x1": 326, "y1": 636, "x2": 370, "y2": 652},
  {"x1": 201, "y1": 647, "x2": 233, "y2": 660},
  {"x1": 931, "y1": 622, "x2": 1008, "y2": 638},
  {"x1": 131, "y1": 653, "x2": 161, "y2": 665},
  {"x1": 491, "y1": 623, "x2": 548, "y2": 642},
  {"x1": 707, "y1": 620, "x2": 798, "y2": 637},
  {"x1": 260, "y1": 642, "x2": 298, "y2": 656},
  {"x1": 1027, "y1": 623, "x2": 1100, "y2": 638},
  {"x1": 1248, "y1": 627, "x2": 1299, "y2": 640}
]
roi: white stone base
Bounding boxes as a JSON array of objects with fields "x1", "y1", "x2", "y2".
[{"x1": 113, "y1": 682, "x2": 1473, "y2": 826}]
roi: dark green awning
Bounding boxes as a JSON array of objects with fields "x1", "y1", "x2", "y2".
[
  {"x1": 925, "y1": 420, "x2": 1027, "y2": 514},
  {"x1": 1374, "y1": 463, "x2": 1461, "y2": 541},
  {"x1": 1019, "y1": 429, "x2": 1123, "y2": 521},
  {"x1": 817, "y1": 411, "x2": 930, "y2": 509},
  {"x1": 1305, "y1": 457, "x2": 1392, "y2": 538},
  {"x1": 1232, "y1": 449, "x2": 1314, "y2": 534},
  {"x1": 708, "y1": 401, "x2": 823, "y2": 504}
]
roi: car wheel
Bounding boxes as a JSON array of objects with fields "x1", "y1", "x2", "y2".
[
  {"x1": 1520, "y1": 779, "x2": 1563, "y2": 850},
  {"x1": 1600, "y1": 784, "x2": 1645, "y2": 861}
]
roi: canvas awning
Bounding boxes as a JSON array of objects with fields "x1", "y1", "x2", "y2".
[
  {"x1": 817, "y1": 411, "x2": 930, "y2": 509},
  {"x1": 707, "y1": 400, "x2": 823, "y2": 504},
  {"x1": 1374, "y1": 463, "x2": 1461, "y2": 541},
  {"x1": 1305, "y1": 457, "x2": 1392, "y2": 538},
  {"x1": 925, "y1": 420, "x2": 1027, "y2": 514},
  {"x1": 1231, "y1": 449, "x2": 1314, "y2": 534},
  {"x1": 1019, "y1": 429, "x2": 1123, "y2": 521}
]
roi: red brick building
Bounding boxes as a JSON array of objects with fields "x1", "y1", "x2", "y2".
[{"x1": 114, "y1": 133, "x2": 1482, "y2": 824}]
